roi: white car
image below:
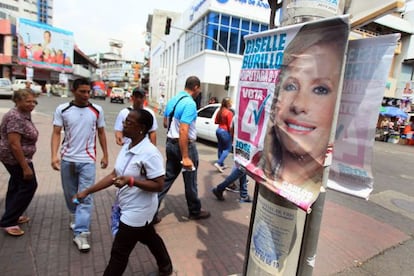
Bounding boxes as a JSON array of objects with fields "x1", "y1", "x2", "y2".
[
  {"x1": 196, "y1": 103, "x2": 221, "y2": 143},
  {"x1": 110, "y1": 87, "x2": 125, "y2": 103},
  {"x1": 12, "y1": 79, "x2": 42, "y2": 95},
  {"x1": 0, "y1": 78, "x2": 13, "y2": 98}
]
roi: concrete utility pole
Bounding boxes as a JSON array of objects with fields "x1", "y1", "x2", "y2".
[
  {"x1": 244, "y1": 0, "x2": 406, "y2": 275},
  {"x1": 243, "y1": 1, "x2": 348, "y2": 275}
]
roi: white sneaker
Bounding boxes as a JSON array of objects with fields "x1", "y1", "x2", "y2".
[
  {"x1": 73, "y1": 232, "x2": 91, "y2": 252},
  {"x1": 69, "y1": 214, "x2": 75, "y2": 230},
  {"x1": 214, "y1": 163, "x2": 224, "y2": 173}
]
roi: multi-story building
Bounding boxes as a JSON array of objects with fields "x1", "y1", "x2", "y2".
[
  {"x1": 89, "y1": 48, "x2": 142, "y2": 90},
  {"x1": 147, "y1": 0, "x2": 414, "y2": 110},
  {"x1": 147, "y1": 0, "x2": 272, "y2": 106},
  {"x1": 0, "y1": 0, "x2": 53, "y2": 25},
  {"x1": 0, "y1": 1, "x2": 99, "y2": 92}
]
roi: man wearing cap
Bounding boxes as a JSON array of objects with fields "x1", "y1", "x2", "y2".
[{"x1": 114, "y1": 87, "x2": 157, "y2": 146}]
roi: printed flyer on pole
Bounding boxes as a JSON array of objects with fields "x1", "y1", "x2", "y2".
[
  {"x1": 328, "y1": 34, "x2": 400, "y2": 198},
  {"x1": 234, "y1": 16, "x2": 349, "y2": 212}
]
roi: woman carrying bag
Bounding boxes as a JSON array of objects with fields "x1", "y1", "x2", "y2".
[{"x1": 74, "y1": 108, "x2": 172, "y2": 276}]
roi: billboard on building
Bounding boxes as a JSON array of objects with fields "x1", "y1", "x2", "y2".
[{"x1": 17, "y1": 18, "x2": 74, "y2": 72}]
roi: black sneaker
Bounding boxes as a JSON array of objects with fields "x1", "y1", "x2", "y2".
[
  {"x1": 212, "y1": 188, "x2": 225, "y2": 201},
  {"x1": 188, "y1": 209, "x2": 211, "y2": 220}
]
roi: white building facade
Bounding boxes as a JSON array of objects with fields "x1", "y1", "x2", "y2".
[
  {"x1": 0, "y1": 0, "x2": 53, "y2": 25},
  {"x1": 149, "y1": 0, "x2": 273, "y2": 106}
]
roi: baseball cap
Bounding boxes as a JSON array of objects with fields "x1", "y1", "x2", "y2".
[{"x1": 132, "y1": 87, "x2": 146, "y2": 97}]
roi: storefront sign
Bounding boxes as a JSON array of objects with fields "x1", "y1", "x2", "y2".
[{"x1": 189, "y1": 0, "x2": 270, "y2": 21}]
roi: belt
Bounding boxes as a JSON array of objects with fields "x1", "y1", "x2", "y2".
[{"x1": 167, "y1": 138, "x2": 196, "y2": 144}]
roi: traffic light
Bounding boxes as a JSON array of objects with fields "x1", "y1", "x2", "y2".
[
  {"x1": 165, "y1": 17, "x2": 172, "y2": 35},
  {"x1": 224, "y1": 75, "x2": 230, "y2": 90}
]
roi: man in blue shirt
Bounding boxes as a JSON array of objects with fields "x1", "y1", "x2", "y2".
[{"x1": 156, "y1": 76, "x2": 210, "y2": 222}]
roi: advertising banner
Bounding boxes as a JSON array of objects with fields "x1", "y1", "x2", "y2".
[
  {"x1": 328, "y1": 34, "x2": 400, "y2": 198},
  {"x1": 17, "y1": 18, "x2": 74, "y2": 72},
  {"x1": 234, "y1": 16, "x2": 349, "y2": 212}
]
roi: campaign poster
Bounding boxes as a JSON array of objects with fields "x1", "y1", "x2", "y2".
[
  {"x1": 234, "y1": 16, "x2": 349, "y2": 212},
  {"x1": 328, "y1": 34, "x2": 400, "y2": 198},
  {"x1": 17, "y1": 18, "x2": 74, "y2": 72}
]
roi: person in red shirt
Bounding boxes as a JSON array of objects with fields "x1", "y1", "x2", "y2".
[
  {"x1": 403, "y1": 120, "x2": 414, "y2": 145},
  {"x1": 214, "y1": 97, "x2": 233, "y2": 172}
]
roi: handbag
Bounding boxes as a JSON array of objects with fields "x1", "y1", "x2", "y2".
[{"x1": 110, "y1": 198, "x2": 121, "y2": 236}]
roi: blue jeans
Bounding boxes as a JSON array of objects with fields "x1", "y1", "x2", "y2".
[
  {"x1": 216, "y1": 128, "x2": 232, "y2": 166},
  {"x1": 0, "y1": 162, "x2": 38, "y2": 227},
  {"x1": 158, "y1": 140, "x2": 201, "y2": 216},
  {"x1": 216, "y1": 165, "x2": 248, "y2": 198},
  {"x1": 61, "y1": 160, "x2": 95, "y2": 235}
]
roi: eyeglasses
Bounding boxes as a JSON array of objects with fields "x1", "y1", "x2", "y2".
[{"x1": 123, "y1": 118, "x2": 138, "y2": 126}]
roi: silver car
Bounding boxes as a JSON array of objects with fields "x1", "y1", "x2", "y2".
[{"x1": 0, "y1": 78, "x2": 13, "y2": 98}]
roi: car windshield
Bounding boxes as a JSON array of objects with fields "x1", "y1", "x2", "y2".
[
  {"x1": 198, "y1": 106, "x2": 218, "y2": 118},
  {"x1": 0, "y1": 79, "x2": 11, "y2": 86},
  {"x1": 112, "y1": 88, "x2": 124, "y2": 94}
]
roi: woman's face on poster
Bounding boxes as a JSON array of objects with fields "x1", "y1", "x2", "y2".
[{"x1": 274, "y1": 43, "x2": 341, "y2": 162}]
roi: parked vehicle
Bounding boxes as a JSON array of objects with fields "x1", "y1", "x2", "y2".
[
  {"x1": 195, "y1": 103, "x2": 220, "y2": 143},
  {"x1": 12, "y1": 79, "x2": 42, "y2": 95},
  {"x1": 0, "y1": 78, "x2": 13, "y2": 98},
  {"x1": 110, "y1": 87, "x2": 125, "y2": 103}
]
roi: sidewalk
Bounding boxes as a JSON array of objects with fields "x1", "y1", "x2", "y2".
[{"x1": 0, "y1": 110, "x2": 411, "y2": 275}]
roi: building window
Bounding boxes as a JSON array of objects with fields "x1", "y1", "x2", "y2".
[
  {"x1": 0, "y1": 2, "x2": 19, "y2": 11},
  {"x1": 184, "y1": 12, "x2": 268, "y2": 59},
  {"x1": 0, "y1": 35, "x2": 4, "y2": 54}
]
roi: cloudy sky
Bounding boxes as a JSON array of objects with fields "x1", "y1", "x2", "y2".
[{"x1": 53, "y1": 0, "x2": 194, "y2": 61}]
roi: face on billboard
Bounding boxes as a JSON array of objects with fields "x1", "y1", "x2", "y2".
[
  {"x1": 17, "y1": 19, "x2": 74, "y2": 72},
  {"x1": 274, "y1": 43, "x2": 340, "y2": 164}
]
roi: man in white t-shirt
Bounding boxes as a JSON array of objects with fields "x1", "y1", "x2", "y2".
[
  {"x1": 114, "y1": 87, "x2": 158, "y2": 146},
  {"x1": 51, "y1": 78, "x2": 109, "y2": 252}
]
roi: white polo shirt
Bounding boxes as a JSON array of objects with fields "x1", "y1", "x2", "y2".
[{"x1": 114, "y1": 137, "x2": 164, "y2": 227}]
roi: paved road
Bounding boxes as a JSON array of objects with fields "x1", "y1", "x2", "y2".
[{"x1": 0, "y1": 94, "x2": 413, "y2": 275}]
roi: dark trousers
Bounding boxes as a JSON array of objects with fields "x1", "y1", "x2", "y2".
[
  {"x1": 0, "y1": 162, "x2": 38, "y2": 227},
  {"x1": 103, "y1": 221, "x2": 172, "y2": 276},
  {"x1": 158, "y1": 140, "x2": 201, "y2": 216}
]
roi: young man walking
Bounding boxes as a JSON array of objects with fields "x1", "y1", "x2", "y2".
[{"x1": 51, "y1": 78, "x2": 109, "y2": 252}]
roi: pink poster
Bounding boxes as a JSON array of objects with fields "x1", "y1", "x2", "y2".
[
  {"x1": 328, "y1": 34, "x2": 400, "y2": 198},
  {"x1": 234, "y1": 17, "x2": 349, "y2": 212}
]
